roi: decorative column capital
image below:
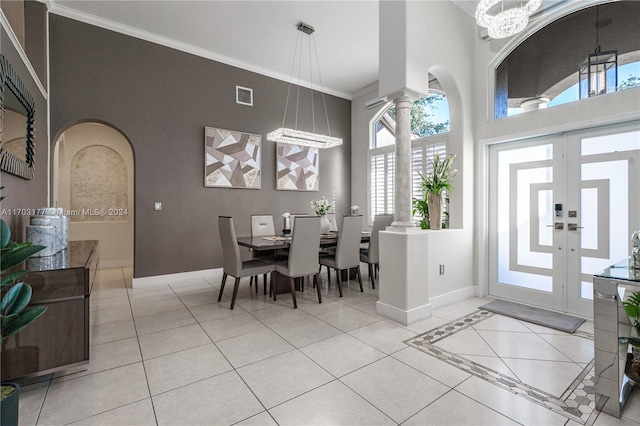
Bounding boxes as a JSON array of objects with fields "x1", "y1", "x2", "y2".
[{"x1": 386, "y1": 89, "x2": 423, "y2": 104}]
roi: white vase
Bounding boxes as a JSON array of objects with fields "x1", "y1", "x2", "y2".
[{"x1": 320, "y1": 215, "x2": 331, "y2": 234}]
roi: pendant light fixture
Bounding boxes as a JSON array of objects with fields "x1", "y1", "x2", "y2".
[
  {"x1": 267, "y1": 22, "x2": 342, "y2": 149},
  {"x1": 476, "y1": 0, "x2": 542, "y2": 39},
  {"x1": 579, "y1": 5, "x2": 617, "y2": 99}
]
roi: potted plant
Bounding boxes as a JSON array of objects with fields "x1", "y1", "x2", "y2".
[
  {"x1": 417, "y1": 153, "x2": 457, "y2": 230},
  {"x1": 412, "y1": 197, "x2": 429, "y2": 229},
  {"x1": 620, "y1": 291, "x2": 640, "y2": 383},
  {"x1": 1, "y1": 190, "x2": 47, "y2": 426}
]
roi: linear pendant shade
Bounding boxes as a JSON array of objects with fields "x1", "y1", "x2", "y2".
[
  {"x1": 267, "y1": 128, "x2": 342, "y2": 149},
  {"x1": 267, "y1": 22, "x2": 342, "y2": 149}
]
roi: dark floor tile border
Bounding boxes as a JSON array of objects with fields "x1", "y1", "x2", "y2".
[{"x1": 404, "y1": 309, "x2": 596, "y2": 425}]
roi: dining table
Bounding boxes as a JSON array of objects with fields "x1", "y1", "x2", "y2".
[
  {"x1": 236, "y1": 232, "x2": 371, "y2": 294},
  {"x1": 236, "y1": 232, "x2": 370, "y2": 251}
]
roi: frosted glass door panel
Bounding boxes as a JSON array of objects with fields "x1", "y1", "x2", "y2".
[
  {"x1": 496, "y1": 144, "x2": 553, "y2": 292},
  {"x1": 578, "y1": 131, "x2": 640, "y2": 302}
]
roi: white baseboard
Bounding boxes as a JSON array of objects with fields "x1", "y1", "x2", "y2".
[
  {"x1": 132, "y1": 268, "x2": 223, "y2": 288},
  {"x1": 376, "y1": 301, "x2": 433, "y2": 326},
  {"x1": 429, "y1": 285, "x2": 476, "y2": 310}
]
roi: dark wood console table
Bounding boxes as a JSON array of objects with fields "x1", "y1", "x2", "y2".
[{"x1": 1, "y1": 240, "x2": 99, "y2": 380}]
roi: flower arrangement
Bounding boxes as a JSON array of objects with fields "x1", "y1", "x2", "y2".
[
  {"x1": 351, "y1": 205, "x2": 359, "y2": 215},
  {"x1": 311, "y1": 197, "x2": 333, "y2": 216},
  {"x1": 419, "y1": 153, "x2": 457, "y2": 196}
]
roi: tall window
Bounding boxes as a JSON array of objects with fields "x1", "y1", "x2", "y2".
[{"x1": 369, "y1": 93, "x2": 450, "y2": 224}]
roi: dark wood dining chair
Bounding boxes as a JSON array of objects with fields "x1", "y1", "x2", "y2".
[
  {"x1": 217, "y1": 216, "x2": 275, "y2": 309},
  {"x1": 360, "y1": 214, "x2": 394, "y2": 289},
  {"x1": 272, "y1": 216, "x2": 322, "y2": 308},
  {"x1": 319, "y1": 215, "x2": 364, "y2": 297}
]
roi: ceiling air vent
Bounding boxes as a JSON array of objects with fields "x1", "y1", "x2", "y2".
[{"x1": 236, "y1": 86, "x2": 253, "y2": 106}]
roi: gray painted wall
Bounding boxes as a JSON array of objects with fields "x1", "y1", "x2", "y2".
[
  {"x1": 49, "y1": 15, "x2": 352, "y2": 278},
  {"x1": 1, "y1": 25, "x2": 48, "y2": 240}
]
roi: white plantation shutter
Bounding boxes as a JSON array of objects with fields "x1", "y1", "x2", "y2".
[
  {"x1": 412, "y1": 145, "x2": 425, "y2": 222},
  {"x1": 412, "y1": 138, "x2": 448, "y2": 223},
  {"x1": 370, "y1": 153, "x2": 386, "y2": 219},
  {"x1": 386, "y1": 153, "x2": 395, "y2": 214},
  {"x1": 369, "y1": 134, "x2": 448, "y2": 226}
]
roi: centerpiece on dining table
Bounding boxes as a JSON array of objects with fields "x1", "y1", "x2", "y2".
[
  {"x1": 311, "y1": 197, "x2": 334, "y2": 234},
  {"x1": 282, "y1": 213, "x2": 292, "y2": 237}
]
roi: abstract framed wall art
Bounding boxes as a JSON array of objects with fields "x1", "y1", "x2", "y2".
[
  {"x1": 204, "y1": 127, "x2": 261, "y2": 189},
  {"x1": 276, "y1": 143, "x2": 319, "y2": 191}
]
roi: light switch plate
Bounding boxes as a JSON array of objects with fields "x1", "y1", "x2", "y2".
[{"x1": 154, "y1": 202, "x2": 162, "y2": 211}]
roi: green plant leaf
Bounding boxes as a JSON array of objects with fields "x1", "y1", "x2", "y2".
[
  {"x1": 419, "y1": 153, "x2": 457, "y2": 196},
  {"x1": 1, "y1": 270, "x2": 27, "y2": 288},
  {"x1": 0, "y1": 219, "x2": 10, "y2": 248},
  {"x1": 623, "y1": 292, "x2": 640, "y2": 317},
  {"x1": 1, "y1": 282, "x2": 32, "y2": 315},
  {"x1": 1, "y1": 244, "x2": 45, "y2": 272},
  {"x1": 1, "y1": 305, "x2": 47, "y2": 339}
]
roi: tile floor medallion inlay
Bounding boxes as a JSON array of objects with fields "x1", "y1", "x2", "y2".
[{"x1": 405, "y1": 309, "x2": 597, "y2": 425}]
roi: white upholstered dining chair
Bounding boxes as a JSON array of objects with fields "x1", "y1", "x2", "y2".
[
  {"x1": 271, "y1": 215, "x2": 322, "y2": 308},
  {"x1": 250, "y1": 214, "x2": 276, "y2": 294},
  {"x1": 360, "y1": 214, "x2": 394, "y2": 289},
  {"x1": 319, "y1": 215, "x2": 364, "y2": 297},
  {"x1": 217, "y1": 216, "x2": 275, "y2": 309}
]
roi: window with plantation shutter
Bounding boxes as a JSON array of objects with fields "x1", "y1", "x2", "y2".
[
  {"x1": 369, "y1": 93, "x2": 450, "y2": 225},
  {"x1": 411, "y1": 137, "x2": 448, "y2": 223},
  {"x1": 368, "y1": 135, "x2": 448, "y2": 225}
]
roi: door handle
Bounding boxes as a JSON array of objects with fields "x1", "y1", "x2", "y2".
[
  {"x1": 568, "y1": 223, "x2": 584, "y2": 231},
  {"x1": 546, "y1": 223, "x2": 564, "y2": 230}
]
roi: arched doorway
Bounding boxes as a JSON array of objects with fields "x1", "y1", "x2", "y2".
[{"x1": 53, "y1": 122, "x2": 134, "y2": 269}]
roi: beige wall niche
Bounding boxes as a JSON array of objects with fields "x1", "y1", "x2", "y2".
[{"x1": 53, "y1": 122, "x2": 134, "y2": 269}]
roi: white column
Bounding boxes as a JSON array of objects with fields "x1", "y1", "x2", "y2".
[
  {"x1": 376, "y1": 0, "x2": 433, "y2": 325},
  {"x1": 392, "y1": 96, "x2": 415, "y2": 228}
]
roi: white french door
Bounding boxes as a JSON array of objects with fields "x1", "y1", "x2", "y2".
[{"x1": 489, "y1": 122, "x2": 640, "y2": 317}]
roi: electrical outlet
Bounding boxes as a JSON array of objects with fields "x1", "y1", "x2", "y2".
[
  {"x1": 154, "y1": 202, "x2": 162, "y2": 211},
  {"x1": 439, "y1": 264, "x2": 445, "y2": 275}
]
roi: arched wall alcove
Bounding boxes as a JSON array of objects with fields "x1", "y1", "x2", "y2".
[
  {"x1": 53, "y1": 121, "x2": 134, "y2": 269},
  {"x1": 365, "y1": 67, "x2": 471, "y2": 231},
  {"x1": 428, "y1": 65, "x2": 470, "y2": 230}
]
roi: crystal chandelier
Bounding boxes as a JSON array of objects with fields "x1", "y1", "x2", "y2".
[
  {"x1": 267, "y1": 22, "x2": 342, "y2": 149},
  {"x1": 476, "y1": 0, "x2": 542, "y2": 39}
]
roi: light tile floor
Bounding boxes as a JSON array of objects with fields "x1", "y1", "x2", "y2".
[{"x1": 16, "y1": 268, "x2": 640, "y2": 426}]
